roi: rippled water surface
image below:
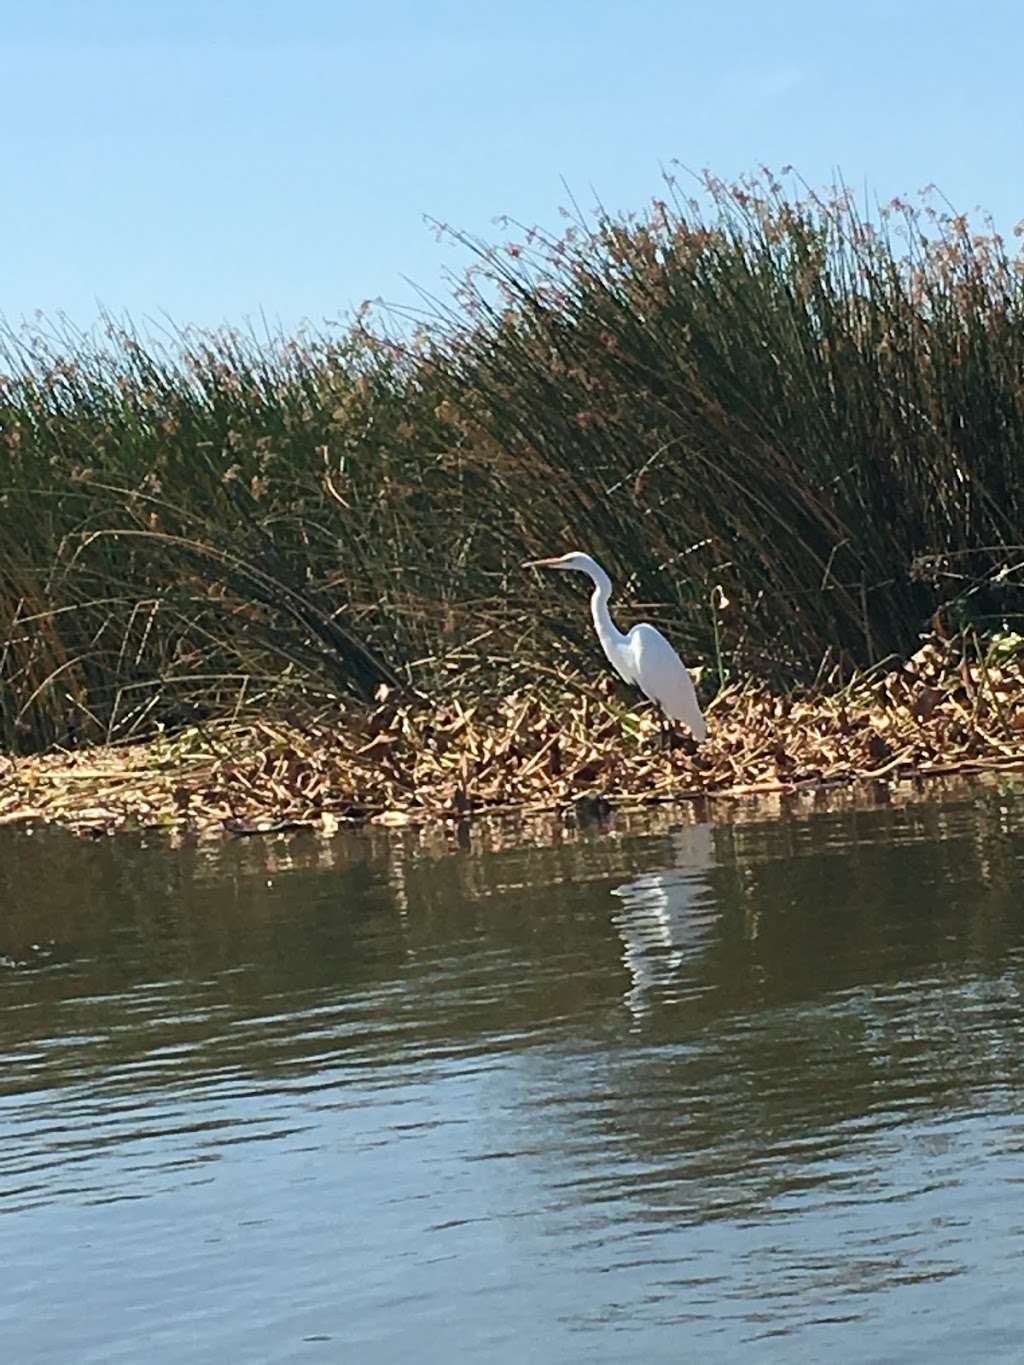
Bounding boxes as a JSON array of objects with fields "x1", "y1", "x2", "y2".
[{"x1": 3, "y1": 785, "x2": 1024, "y2": 1363}]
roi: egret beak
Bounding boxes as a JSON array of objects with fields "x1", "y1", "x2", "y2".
[{"x1": 523, "y1": 556, "x2": 565, "y2": 569}]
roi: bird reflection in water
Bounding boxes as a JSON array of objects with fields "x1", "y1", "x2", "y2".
[{"x1": 610, "y1": 824, "x2": 719, "y2": 1022}]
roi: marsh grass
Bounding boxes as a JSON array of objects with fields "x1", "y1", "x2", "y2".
[{"x1": 3, "y1": 169, "x2": 1024, "y2": 752}]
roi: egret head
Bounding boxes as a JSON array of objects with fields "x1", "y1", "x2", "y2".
[{"x1": 523, "y1": 552, "x2": 597, "y2": 575}]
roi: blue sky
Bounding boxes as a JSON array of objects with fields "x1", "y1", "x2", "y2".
[{"x1": 4, "y1": 0, "x2": 1023, "y2": 334}]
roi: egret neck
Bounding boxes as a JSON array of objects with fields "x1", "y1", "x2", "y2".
[
  {"x1": 582, "y1": 558, "x2": 621, "y2": 651},
  {"x1": 577, "y1": 556, "x2": 633, "y2": 683}
]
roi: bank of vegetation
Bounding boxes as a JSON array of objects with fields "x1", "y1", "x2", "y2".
[{"x1": 3, "y1": 169, "x2": 1024, "y2": 828}]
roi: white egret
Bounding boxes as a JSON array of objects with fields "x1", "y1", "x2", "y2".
[{"x1": 524, "y1": 552, "x2": 707, "y2": 742}]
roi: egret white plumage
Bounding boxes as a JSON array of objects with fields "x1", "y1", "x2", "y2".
[{"x1": 524, "y1": 552, "x2": 707, "y2": 742}]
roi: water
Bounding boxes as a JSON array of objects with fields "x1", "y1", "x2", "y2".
[{"x1": 2, "y1": 784, "x2": 1024, "y2": 1363}]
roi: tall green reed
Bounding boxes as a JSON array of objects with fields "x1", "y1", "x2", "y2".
[{"x1": 2, "y1": 170, "x2": 1024, "y2": 751}]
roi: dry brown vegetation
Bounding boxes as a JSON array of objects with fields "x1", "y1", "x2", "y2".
[{"x1": 4, "y1": 633, "x2": 1024, "y2": 837}]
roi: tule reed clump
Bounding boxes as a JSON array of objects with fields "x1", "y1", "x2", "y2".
[{"x1": 3, "y1": 168, "x2": 1024, "y2": 755}]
